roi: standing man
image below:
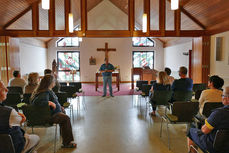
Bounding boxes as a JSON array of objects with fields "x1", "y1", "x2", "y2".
[{"x1": 99, "y1": 58, "x2": 114, "y2": 97}]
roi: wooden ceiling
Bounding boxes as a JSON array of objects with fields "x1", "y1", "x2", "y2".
[{"x1": 0, "y1": 0, "x2": 229, "y2": 40}]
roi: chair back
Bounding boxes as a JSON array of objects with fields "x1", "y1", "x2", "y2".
[
  {"x1": 141, "y1": 84, "x2": 152, "y2": 96},
  {"x1": 173, "y1": 91, "x2": 193, "y2": 102},
  {"x1": 0, "y1": 134, "x2": 15, "y2": 153},
  {"x1": 22, "y1": 105, "x2": 52, "y2": 127},
  {"x1": 60, "y1": 82, "x2": 67, "y2": 86},
  {"x1": 150, "y1": 80, "x2": 156, "y2": 85},
  {"x1": 7, "y1": 86, "x2": 23, "y2": 95},
  {"x1": 213, "y1": 129, "x2": 229, "y2": 153},
  {"x1": 60, "y1": 86, "x2": 76, "y2": 98},
  {"x1": 55, "y1": 92, "x2": 68, "y2": 106},
  {"x1": 3, "y1": 93, "x2": 21, "y2": 107},
  {"x1": 136, "y1": 80, "x2": 148, "y2": 90},
  {"x1": 202, "y1": 102, "x2": 224, "y2": 118},
  {"x1": 194, "y1": 89, "x2": 203, "y2": 100},
  {"x1": 172, "y1": 102, "x2": 199, "y2": 122},
  {"x1": 69, "y1": 82, "x2": 82, "y2": 92},
  {"x1": 193, "y1": 83, "x2": 207, "y2": 92},
  {"x1": 23, "y1": 93, "x2": 32, "y2": 104},
  {"x1": 151, "y1": 90, "x2": 172, "y2": 106}
]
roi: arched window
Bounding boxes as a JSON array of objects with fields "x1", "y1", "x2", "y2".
[
  {"x1": 56, "y1": 37, "x2": 80, "y2": 47},
  {"x1": 132, "y1": 37, "x2": 155, "y2": 47}
]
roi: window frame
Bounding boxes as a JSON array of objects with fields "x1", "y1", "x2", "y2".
[
  {"x1": 132, "y1": 37, "x2": 155, "y2": 47},
  {"x1": 56, "y1": 37, "x2": 81, "y2": 47},
  {"x1": 132, "y1": 51, "x2": 155, "y2": 69}
]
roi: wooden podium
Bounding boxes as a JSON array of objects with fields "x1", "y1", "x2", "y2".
[{"x1": 131, "y1": 68, "x2": 157, "y2": 89}]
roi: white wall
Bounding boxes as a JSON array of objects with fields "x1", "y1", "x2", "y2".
[
  {"x1": 19, "y1": 38, "x2": 47, "y2": 76},
  {"x1": 47, "y1": 38, "x2": 164, "y2": 82},
  {"x1": 210, "y1": 31, "x2": 229, "y2": 87},
  {"x1": 164, "y1": 41, "x2": 192, "y2": 79}
]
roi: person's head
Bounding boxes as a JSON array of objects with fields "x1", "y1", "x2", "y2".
[
  {"x1": 28, "y1": 72, "x2": 39, "y2": 86},
  {"x1": 179, "y1": 66, "x2": 188, "y2": 78},
  {"x1": 222, "y1": 86, "x2": 229, "y2": 106},
  {"x1": 0, "y1": 81, "x2": 8, "y2": 102},
  {"x1": 44, "y1": 69, "x2": 52, "y2": 75},
  {"x1": 13, "y1": 70, "x2": 20, "y2": 78},
  {"x1": 164, "y1": 67, "x2": 171, "y2": 76},
  {"x1": 34, "y1": 75, "x2": 56, "y2": 94},
  {"x1": 208, "y1": 75, "x2": 224, "y2": 89},
  {"x1": 157, "y1": 71, "x2": 170, "y2": 85},
  {"x1": 104, "y1": 58, "x2": 108, "y2": 65}
]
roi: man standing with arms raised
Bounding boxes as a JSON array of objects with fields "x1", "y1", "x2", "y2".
[{"x1": 99, "y1": 58, "x2": 114, "y2": 97}]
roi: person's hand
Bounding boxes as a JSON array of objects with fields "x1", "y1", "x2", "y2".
[
  {"x1": 48, "y1": 101, "x2": 56, "y2": 110},
  {"x1": 18, "y1": 112, "x2": 26, "y2": 124}
]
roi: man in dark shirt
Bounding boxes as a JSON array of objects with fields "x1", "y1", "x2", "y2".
[
  {"x1": 99, "y1": 59, "x2": 114, "y2": 97},
  {"x1": 187, "y1": 86, "x2": 229, "y2": 153},
  {"x1": 172, "y1": 66, "x2": 193, "y2": 91}
]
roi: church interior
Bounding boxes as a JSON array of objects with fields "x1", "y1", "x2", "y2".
[{"x1": 0, "y1": 0, "x2": 229, "y2": 153}]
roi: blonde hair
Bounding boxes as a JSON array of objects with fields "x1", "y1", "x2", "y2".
[
  {"x1": 157, "y1": 71, "x2": 170, "y2": 85},
  {"x1": 28, "y1": 72, "x2": 39, "y2": 86}
]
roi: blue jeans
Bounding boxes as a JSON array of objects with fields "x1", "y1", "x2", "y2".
[{"x1": 103, "y1": 76, "x2": 113, "y2": 96}]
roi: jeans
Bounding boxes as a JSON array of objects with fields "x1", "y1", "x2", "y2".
[{"x1": 103, "y1": 76, "x2": 113, "y2": 96}]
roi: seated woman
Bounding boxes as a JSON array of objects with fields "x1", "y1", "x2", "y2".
[
  {"x1": 0, "y1": 81, "x2": 40, "y2": 153},
  {"x1": 149, "y1": 71, "x2": 171, "y2": 116},
  {"x1": 199, "y1": 75, "x2": 224, "y2": 115},
  {"x1": 187, "y1": 86, "x2": 229, "y2": 153},
  {"x1": 31, "y1": 75, "x2": 76, "y2": 148},
  {"x1": 25, "y1": 72, "x2": 40, "y2": 94}
]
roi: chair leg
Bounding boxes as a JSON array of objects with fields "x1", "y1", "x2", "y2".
[
  {"x1": 145, "y1": 102, "x2": 148, "y2": 119},
  {"x1": 54, "y1": 124, "x2": 57, "y2": 153},
  {"x1": 71, "y1": 105, "x2": 74, "y2": 122},
  {"x1": 160, "y1": 117, "x2": 163, "y2": 137},
  {"x1": 167, "y1": 122, "x2": 171, "y2": 150}
]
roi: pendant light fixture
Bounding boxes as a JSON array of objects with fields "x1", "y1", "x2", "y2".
[
  {"x1": 142, "y1": 13, "x2": 147, "y2": 33},
  {"x1": 69, "y1": 13, "x2": 74, "y2": 33},
  {"x1": 42, "y1": 0, "x2": 50, "y2": 10},
  {"x1": 171, "y1": 0, "x2": 179, "y2": 10}
]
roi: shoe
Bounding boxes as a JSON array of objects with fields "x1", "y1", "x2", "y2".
[
  {"x1": 149, "y1": 112, "x2": 156, "y2": 116},
  {"x1": 110, "y1": 95, "x2": 114, "y2": 97},
  {"x1": 61, "y1": 142, "x2": 77, "y2": 148},
  {"x1": 102, "y1": 95, "x2": 106, "y2": 97}
]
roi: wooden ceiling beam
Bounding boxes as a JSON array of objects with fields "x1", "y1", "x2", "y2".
[
  {"x1": 159, "y1": 0, "x2": 166, "y2": 36},
  {"x1": 129, "y1": 0, "x2": 134, "y2": 35},
  {"x1": 144, "y1": 0, "x2": 150, "y2": 36},
  {"x1": 48, "y1": 0, "x2": 55, "y2": 36},
  {"x1": 65, "y1": 0, "x2": 70, "y2": 35},
  {"x1": 80, "y1": 0, "x2": 87, "y2": 37},
  {"x1": 3, "y1": 6, "x2": 32, "y2": 29},
  {"x1": 166, "y1": 0, "x2": 206, "y2": 30},
  {"x1": 175, "y1": 9, "x2": 181, "y2": 36},
  {"x1": 32, "y1": 1, "x2": 39, "y2": 35}
]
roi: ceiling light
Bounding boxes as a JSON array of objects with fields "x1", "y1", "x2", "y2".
[
  {"x1": 171, "y1": 0, "x2": 179, "y2": 10},
  {"x1": 69, "y1": 13, "x2": 74, "y2": 33},
  {"x1": 42, "y1": 0, "x2": 50, "y2": 10},
  {"x1": 142, "y1": 13, "x2": 147, "y2": 33}
]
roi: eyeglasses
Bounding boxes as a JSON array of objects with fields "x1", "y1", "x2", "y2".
[{"x1": 222, "y1": 95, "x2": 229, "y2": 98}]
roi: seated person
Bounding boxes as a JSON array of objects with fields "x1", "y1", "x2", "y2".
[
  {"x1": 171, "y1": 66, "x2": 193, "y2": 91},
  {"x1": 164, "y1": 67, "x2": 174, "y2": 84},
  {"x1": 8, "y1": 70, "x2": 26, "y2": 92},
  {"x1": 187, "y1": 86, "x2": 229, "y2": 153},
  {"x1": 0, "y1": 81, "x2": 39, "y2": 153},
  {"x1": 31, "y1": 75, "x2": 76, "y2": 148},
  {"x1": 149, "y1": 71, "x2": 171, "y2": 116},
  {"x1": 44, "y1": 69, "x2": 60, "y2": 92},
  {"x1": 25, "y1": 72, "x2": 40, "y2": 94},
  {"x1": 199, "y1": 75, "x2": 224, "y2": 115}
]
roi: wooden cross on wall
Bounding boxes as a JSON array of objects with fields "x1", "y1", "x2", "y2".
[{"x1": 97, "y1": 42, "x2": 116, "y2": 62}]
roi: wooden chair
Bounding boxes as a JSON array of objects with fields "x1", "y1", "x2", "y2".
[
  {"x1": 160, "y1": 102, "x2": 199, "y2": 150},
  {"x1": 22, "y1": 105, "x2": 58, "y2": 153}
]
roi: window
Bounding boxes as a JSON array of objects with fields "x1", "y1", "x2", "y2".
[
  {"x1": 57, "y1": 37, "x2": 80, "y2": 47},
  {"x1": 57, "y1": 51, "x2": 80, "y2": 81},
  {"x1": 132, "y1": 37, "x2": 155, "y2": 47},
  {"x1": 133, "y1": 51, "x2": 154, "y2": 69}
]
